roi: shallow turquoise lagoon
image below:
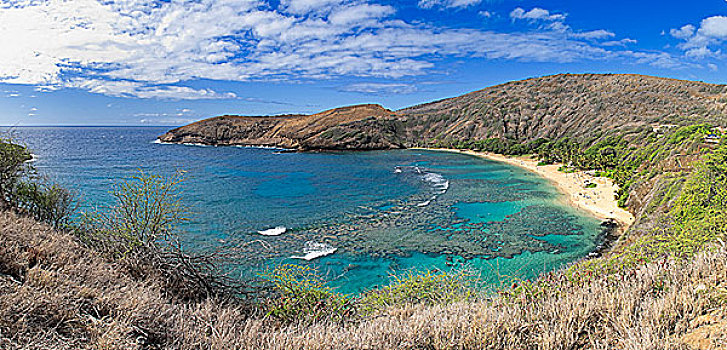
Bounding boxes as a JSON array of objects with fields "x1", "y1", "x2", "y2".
[{"x1": 15, "y1": 127, "x2": 605, "y2": 294}]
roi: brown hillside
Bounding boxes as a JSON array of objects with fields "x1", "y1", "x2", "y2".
[
  {"x1": 398, "y1": 74, "x2": 727, "y2": 145},
  {"x1": 159, "y1": 104, "x2": 405, "y2": 150},
  {"x1": 160, "y1": 74, "x2": 727, "y2": 150}
]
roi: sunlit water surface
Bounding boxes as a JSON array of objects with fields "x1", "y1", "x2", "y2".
[{"x1": 14, "y1": 127, "x2": 605, "y2": 294}]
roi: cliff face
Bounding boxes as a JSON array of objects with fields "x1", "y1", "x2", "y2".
[
  {"x1": 160, "y1": 74, "x2": 727, "y2": 150},
  {"x1": 158, "y1": 104, "x2": 405, "y2": 150}
]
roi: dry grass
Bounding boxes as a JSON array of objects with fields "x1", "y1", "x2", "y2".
[
  {"x1": 184, "y1": 249, "x2": 726, "y2": 350},
  {"x1": 1, "y1": 210, "x2": 726, "y2": 349},
  {"x1": 0, "y1": 211, "x2": 181, "y2": 349}
]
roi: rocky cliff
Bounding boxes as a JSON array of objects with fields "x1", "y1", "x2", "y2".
[
  {"x1": 160, "y1": 74, "x2": 727, "y2": 150},
  {"x1": 158, "y1": 104, "x2": 405, "y2": 150}
]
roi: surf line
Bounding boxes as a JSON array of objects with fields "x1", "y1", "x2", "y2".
[
  {"x1": 291, "y1": 241, "x2": 338, "y2": 261},
  {"x1": 257, "y1": 226, "x2": 287, "y2": 236}
]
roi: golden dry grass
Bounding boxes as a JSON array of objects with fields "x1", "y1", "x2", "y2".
[{"x1": 1, "y1": 210, "x2": 726, "y2": 349}]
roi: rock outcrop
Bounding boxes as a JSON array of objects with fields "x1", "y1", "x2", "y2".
[{"x1": 158, "y1": 104, "x2": 405, "y2": 150}]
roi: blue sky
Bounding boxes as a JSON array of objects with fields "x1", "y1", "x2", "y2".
[{"x1": 1, "y1": 0, "x2": 727, "y2": 126}]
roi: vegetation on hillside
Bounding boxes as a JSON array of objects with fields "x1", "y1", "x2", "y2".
[
  {"x1": 0, "y1": 138, "x2": 75, "y2": 228},
  {"x1": 439, "y1": 124, "x2": 719, "y2": 207}
]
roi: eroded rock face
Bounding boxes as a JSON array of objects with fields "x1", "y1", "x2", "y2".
[
  {"x1": 158, "y1": 104, "x2": 406, "y2": 150},
  {"x1": 160, "y1": 74, "x2": 727, "y2": 150}
]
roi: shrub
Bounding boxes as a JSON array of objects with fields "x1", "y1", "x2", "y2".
[
  {"x1": 79, "y1": 170, "x2": 249, "y2": 302},
  {"x1": 0, "y1": 139, "x2": 31, "y2": 209},
  {"x1": 557, "y1": 165, "x2": 577, "y2": 173},
  {"x1": 261, "y1": 264, "x2": 354, "y2": 324},
  {"x1": 0, "y1": 138, "x2": 76, "y2": 229},
  {"x1": 80, "y1": 170, "x2": 188, "y2": 256},
  {"x1": 560, "y1": 145, "x2": 727, "y2": 283},
  {"x1": 359, "y1": 269, "x2": 476, "y2": 314},
  {"x1": 668, "y1": 124, "x2": 711, "y2": 144},
  {"x1": 14, "y1": 182, "x2": 76, "y2": 230}
]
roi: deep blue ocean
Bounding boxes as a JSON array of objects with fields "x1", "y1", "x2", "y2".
[{"x1": 13, "y1": 127, "x2": 604, "y2": 294}]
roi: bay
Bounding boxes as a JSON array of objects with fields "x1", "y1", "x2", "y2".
[{"x1": 12, "y1": 126, "x2": 604, "y2": 294}]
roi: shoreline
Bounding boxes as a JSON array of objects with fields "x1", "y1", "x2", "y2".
[{"x1": 420, "y1": 148, "x2": 635, "y2": 231}]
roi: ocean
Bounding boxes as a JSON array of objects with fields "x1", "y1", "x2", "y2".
[{"x1": 12, "y1": 126, "x2": 604, "y2": 294}]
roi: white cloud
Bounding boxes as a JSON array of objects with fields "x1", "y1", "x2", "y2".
[
  {"x1": 571, "y1": 30, "x2": 616, "y2": 40},
  {"x1": 134, "y1": 108, "x2": 206, "y2": 125},
  {"x1": 72, "y1": 80, "x2": 238, "y2": 99},
  {"x1": 670, "y1": 24, "x2": 695, "y2": 39},
  {"x1": 328, "y1": 4, "x2": 394, "y2": 25},
  {"x1": 510, "y1": 7, "x2": 574, "y2": 34},
  {"x1": 138, "y1": 116, "x2": 198, "y2": 125},
  {"x1": 418, "y1": 0, "x2": 482, "y2": 10},
  {"x1": 625, "y1": 51, "x2": 686, "y2": 69},
  {"x1": 34, "y1": 85, "x2": 60, "y2": 93},
  {"x1": 479, "y1": 11, "x2": 493, "y2": 18},
  {"x1": 340, "y1": 82, "x2": 418, "y2": 94},
  {"x1": 280, "y1": 0, "x2": 344, "y2": 14},
  {"x1": 0, "y1": 1, "x2": 691, "y2": 99},
  {"x1": 510, "y1": 7, "x2": 566, "y2": 22},
  {"x1": 685, "y1": 46, "x2": 719, "y2": 59},
  {"x1": 601, "y1": 38, "x2": 637, "y2": 47},
  {"x1": 699, "y1": 16, "x2": 727, "y2": 38},
  {"x1": 671, "y1": 16, "x2": 727, "y2": 60},
  {"x1": 0, "y1": 0, "x2": 135, "y2": 86}
]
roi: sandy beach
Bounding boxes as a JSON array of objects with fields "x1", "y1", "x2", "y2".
[{"x1": 427, "y1": 149, "x2": 635, "y2": 229}]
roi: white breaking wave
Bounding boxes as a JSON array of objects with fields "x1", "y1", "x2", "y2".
[
  {"x1": 154, "y1": 140, "x2": 287, "y2": 150},
  {"x1": 234, "y1": 145, "x2": 284, "y2": 150},
  {"x1": 417, "y1": 195, "x2": 437, "y2": 207},
  {"x1": 393, "y1": 166, "x2": 450, "y2": 207},
  {"x1": 24, "y1": 154, "x2": 38, "y2": 163},
  {"x1": 152, "y1": 139, "x2": 210, "y2": 147},
  {"x1": 421, "y1": 172, "x2": 450, "y2": 194},
  {"x1": 257, "y1": 226, "x2": 287, "y2": 236},
  {"x1": 291, "y1": 241, "x2": 337, "y2": 261}
]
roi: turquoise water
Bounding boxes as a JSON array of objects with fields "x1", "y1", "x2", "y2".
[{"x1": 13, "y1": 127, "x2": 605, "y2": 294}]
